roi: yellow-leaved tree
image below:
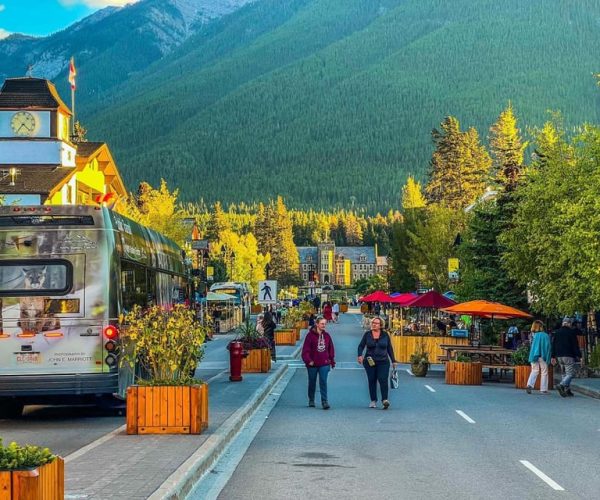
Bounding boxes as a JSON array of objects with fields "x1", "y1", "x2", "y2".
[{"x1": 120, "y1": 179, "x2": 188, "y2": 245}]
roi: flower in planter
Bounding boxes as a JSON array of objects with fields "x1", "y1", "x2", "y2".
[
  {"x1": 121, "y1": 304, "x2": 209, "y2": 386},
  {"x1": 229, "y1": 321, "x2": 271, "y2": 350}
]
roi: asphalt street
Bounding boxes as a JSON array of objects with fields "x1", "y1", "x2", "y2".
[
  {"x1": 217, "y1": 311, "x2": 600, "y2": 500},
  {"x1": 0, "y1": 331, "x2": 234, "y2": 456}
]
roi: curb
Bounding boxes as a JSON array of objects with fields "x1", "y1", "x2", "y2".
[
  {"x1": 569, "y1": 382, "x2": 600, "y2": 399},
  {"x1": 149, "y1": 362, "x2": 289, "y2": 500}
]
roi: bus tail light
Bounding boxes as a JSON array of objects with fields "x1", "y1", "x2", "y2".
[
  {"x1": 105, "y1": 353, "x2": 118, "y2": 367},
  {"x1": 103, "y1": 325, "x2": 119, "y2": 339},
  {"x1": 105, "y1": 340, "x2": 116, "y2": 352}
]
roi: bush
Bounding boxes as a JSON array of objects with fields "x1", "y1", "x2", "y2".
[
  {"x1": 121, "y1": 304, "x2": 208, "y2": 386},
  {"x1": 0, "y1": 439, "x2": 56, "y2": 470},
  {"x1": 511, "y1": 343, "x2": 531, "y2": 366},
  {"x1": 232, "y1": 321, "x2": 271, "y2": 350}
]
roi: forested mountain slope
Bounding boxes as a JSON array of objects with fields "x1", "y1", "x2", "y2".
[{"x1": 10, "y1": 0, "x2": 600, "y2": 211}]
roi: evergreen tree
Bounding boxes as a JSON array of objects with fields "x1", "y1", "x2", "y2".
[
  {"x1": 345, "y1": 213, "x2": 363, "y2": 245},
  {"x1": 206, "y1": 201, "x2": 231, "y2": 242},
  {"x1": 489, "y1": 102, "x2": 527, "y2": 189},
  {"x1": 426, "y1": 116, "x2": 490, "y2": 209}
]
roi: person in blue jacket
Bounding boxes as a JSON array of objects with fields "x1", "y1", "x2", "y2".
[{"x1": 526, "y1": 320, "x2": 552, "y2": 394}]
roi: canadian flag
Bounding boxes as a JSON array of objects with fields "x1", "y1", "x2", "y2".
[{"x1": 68, "y1": 57, "x2": 76, "y2": 90}]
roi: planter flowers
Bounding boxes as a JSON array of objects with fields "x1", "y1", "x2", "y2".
[
  {"x1": 122, "y1": 304, "x2": 210, "y2": 435},
  {"x1": 0, "y1": 439, "x2": 64, "y2": 499},
  {"x1": 409, "y1": 340, "x2": 429, "y2": 377},
  {"x1": 232, "y1": 321, "x2": 272, "y2": 373}
]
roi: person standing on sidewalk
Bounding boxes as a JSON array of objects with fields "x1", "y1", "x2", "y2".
[
  {"x1": 357, "y1": 317, "x2": 397, "y2": 409},
  {"x1": 332, "y1": 302, "x2": 340, "y2": 323},
  {"x1": 526, "y1": 320, "x2": 552, "y2": 395},
  {"x1": 302, "y1": 316, "x2": 335, "y2": 409},
  {"x1": 552, "y1": 318, "x2": 581, "y2": 397},
  {"x1": 262, "y1": 312, "x2": 277, "y2": 362}
]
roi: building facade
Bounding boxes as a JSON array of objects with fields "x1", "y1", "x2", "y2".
[
  {"x1": 297, "y1": 242, "x2": 388, "y2": 286},
  {"x1": 0, "y1": 77, "x2": 126, "y2": 206}
]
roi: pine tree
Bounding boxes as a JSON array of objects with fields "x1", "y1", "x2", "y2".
[
  {"x1": 269, "y1": 197, "x2": 299, "y2": 280},
  {"x1": 426, "y1": 116, "x2": 490, "y2": 209},
  {"x1": 489, "y1": 102, "x2": 527, "y2": 189},
  {"x1": 206, "y1": 201, "x2": 231, "y2": 242},
  {"x1": 344, "y1": 213, "x2": 363, "y2": 245}
]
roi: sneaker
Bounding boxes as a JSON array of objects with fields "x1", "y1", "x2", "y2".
[
  {"x1": 382, "y1": 400, "x2": 390, "y2": 410},
  {"x1": 322, "y1": 401, "x2": 330, "y2": 410},
  {"x1": 566, "y1": 388, "x2": 575, "y2": 397},
  {"x1": 556, "y1": 384, "x2": 567, "y2": 398},
  {"x1": 308, "y1": 401, "x2": 315, "y2": 408},
  {"x1": 540, "y1": 391, "x2": 550, "y2": 395},
  {"x1": 526, "y1": 386, "x2": 532, "y2": 394},
  {"x1": 369, "y1": 401, "x2": 377, "y2": 408}
]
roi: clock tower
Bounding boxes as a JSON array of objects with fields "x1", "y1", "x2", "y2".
[{"x1": 0, "y1": 77, "x2": 76, "y2": 203}]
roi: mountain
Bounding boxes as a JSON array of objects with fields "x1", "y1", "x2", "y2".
[
  {"x1": 0, "y1": 0, "x2": 255, "y2": 104},
  {"x1": 3, "y1": 0, "x2": 600, "y2": 211}
]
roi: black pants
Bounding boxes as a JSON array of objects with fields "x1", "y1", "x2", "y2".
[
  {"x1": 266, "y1": 333, "x2": 276, "y2": 361},
  {"x1": 363, "y1": 361, "x2": 390, "y2": 401}
]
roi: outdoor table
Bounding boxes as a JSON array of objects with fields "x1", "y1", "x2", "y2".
[{"x1": 439, "y1": 344, "x2": 515, "y2": 380}]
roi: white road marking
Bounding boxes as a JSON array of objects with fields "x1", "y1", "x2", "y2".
[
  {"x1": 520, "y1": 460, "x2": 565, "y2": 491},
  {"x1": 64, "y1": 424, "x2": 126, "y2": 463},
  {"x1": 455, "y1": 410, "x2": 476, "y2": 424},
  {"x1": 425, "y1": 385, "x2": 436, "y2": 392},
  {"x1": 406, "y1": 369, "x2": 414, "y2": 376}
]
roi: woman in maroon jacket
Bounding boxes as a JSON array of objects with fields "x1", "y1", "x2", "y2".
[{"x1": 302, "y1": 316, "x2": 336, "y2": 409}]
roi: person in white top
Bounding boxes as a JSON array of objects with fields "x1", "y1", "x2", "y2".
[{"x1": 332, "y1": 302, "x2": 340, "y2": 323}]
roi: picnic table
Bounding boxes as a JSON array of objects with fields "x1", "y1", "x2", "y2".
[{"x1": 439, "y1": 344, "x2": 516, "y2": 379}]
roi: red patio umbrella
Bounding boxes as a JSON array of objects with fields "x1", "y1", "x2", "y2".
[
  {"x1": 359, "y1": 290, "x2": 393, "y2": 302},
  {"x1": 406, "y1": 291, "x2": 456, "y2": 309},
  {"x1": 388, "y1": 293, "x2": 418, "y2": 306}
]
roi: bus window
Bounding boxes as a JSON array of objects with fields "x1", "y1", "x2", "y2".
[
  {"x1": 0, "y1": 259, "x2": 72, "y2": 296},
  {"x1": 121, "y1": 260, "x2": 148, "y2": 311}
]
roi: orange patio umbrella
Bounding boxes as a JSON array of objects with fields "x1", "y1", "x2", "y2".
[{"x1": 441, "y1": 300, "x2": 532, "y2": 320}]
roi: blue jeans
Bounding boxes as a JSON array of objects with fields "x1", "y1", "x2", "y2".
[
  {"x1": 557, "y1": 356, "x2": 575, "y2": 387},
  {"x1": 307, "y1": 365, "x2": 330, "y2": 403}
]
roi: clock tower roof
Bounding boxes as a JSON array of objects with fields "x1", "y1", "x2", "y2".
[{"x1": 0, "y1": 77, "x2": 72, "y2": 115}]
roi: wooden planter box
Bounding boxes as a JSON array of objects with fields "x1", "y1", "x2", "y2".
[
  {"x1": 275, "y1": 329, "x2": 296, "y2": 346},
  {"x1": 514, "y1": 364, "x2": 554, "y2": 390},
  {"x1": 242, "y1": 348, "x2": 271, "y2": 373},
  {"x1": 0, "y1": 457, "x2": 64, "y2": 500},
  {"x1": 126, "y1": 384, "x2": 209, "y2": 435},
  {"x1": 302, "y1": 320, "x2": 309, "y2": 329},
  {"x1": 445, "y1": 361, "x2": 483, "y2": 385},
  {"x1": 251, "y1": 304, "x2": 263, "y2": 314},
  {"x1": 340, "y1": 304, "x2": 348, "y2": 313}
]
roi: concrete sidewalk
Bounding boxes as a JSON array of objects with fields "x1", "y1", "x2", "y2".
[
  {"x1": 64, "y1": 330, "x2": 307, "y2": 500},
  {"x1": 568, "y1": 377, "x2": 600, "y2": 399}
]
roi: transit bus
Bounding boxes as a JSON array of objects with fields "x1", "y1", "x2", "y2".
[{"x1": 0, "y1": 205, "x2": 189, "y2": 417}]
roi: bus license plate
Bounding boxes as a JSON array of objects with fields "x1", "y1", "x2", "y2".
[{"x1": 16, "y1": 353, "x2": 41, "y2": 364}]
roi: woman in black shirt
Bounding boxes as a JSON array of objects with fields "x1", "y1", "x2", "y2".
[
  {"x1": 357, "y1": 317, "x2": 397, "y2": 409},
  {"x1": 262, "y1": 312, "x2": 277, "y2": 362}
]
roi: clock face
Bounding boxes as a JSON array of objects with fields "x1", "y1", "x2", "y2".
[{"x1": 11, "y1": 111, "x2": 37, "y2": 136}]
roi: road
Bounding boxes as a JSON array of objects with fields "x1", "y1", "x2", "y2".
[
  {"x1": 214, "y1": 311, "x2": 600, "y2": 500},
  {"x1": 0, "y1": 332, "x2": 234, "y2": 456}
]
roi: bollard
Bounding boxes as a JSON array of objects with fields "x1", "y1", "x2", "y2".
[{"x1": 229, "y1": 340, "x2": 244, "y2": 382}]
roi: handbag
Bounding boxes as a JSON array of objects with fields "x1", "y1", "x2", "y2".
[{"x1": 390, "y1": 369, "x2": 399, "y2": 389}]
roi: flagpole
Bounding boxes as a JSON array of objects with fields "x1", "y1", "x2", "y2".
[{"x1": 71, "y1": 85, "x2": 75, "y2": 138}]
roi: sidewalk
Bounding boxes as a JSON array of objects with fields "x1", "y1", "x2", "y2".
[
  {"x1": 64, "y1": 329, "x2": 307, "y2": 499},
  {"x1": 568, "y1": 377, "x2": 600, "y2": 399}
]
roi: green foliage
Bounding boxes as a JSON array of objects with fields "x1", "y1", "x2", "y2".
[
  {"x1": 121, "y1": 304, "x2": 207, "y2": 385},
  {"x1": 489, "y1": 102, "x2": 527, "y2": 188},
  {"x1": 0, "y1": 439, "x2": 56, "y2": 470},
  {"x1": 589, "y1": 344, "x2": 600, "y2": 369},
  {"x1": 79, "y1": 0, "x2": 600, "y2": 211},
  {"x1": 501, "y1": 123, "x2": 600, "y2": 315},
  {"x1": 409, "y1": 339, "x2": 429, "y2": 366},
  {"x1": 426, "y1": 116, "x2": 491, "y2": 209},
  {"x1": 455, "y1": 354, "x2": 472, "y2": 363},
  {"x1": 511, "y1": 343, "x2": 530, "y2": 366}
]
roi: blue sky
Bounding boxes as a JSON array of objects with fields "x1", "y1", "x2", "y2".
[{"x1": 0, "y1": 0, "x2": 138, "y2": 38}]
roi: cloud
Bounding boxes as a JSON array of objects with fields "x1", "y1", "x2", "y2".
[
  {"x1": 0, "y1": 5, "x2": 5, "y2": 12},
  {"x1": 59, "y1": 0, "x2": 140, "y2": 7},
  {"x1": 0, "y1": 28, "x2": 10, "y2": 40}
]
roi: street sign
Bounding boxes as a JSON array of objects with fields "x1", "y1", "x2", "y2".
[
  {"x1": 258, "y1": 280, "x2": 277, "y2": 304},
  {"x1": 206, "y1": 266, "x2": 214, "y2": 281}
]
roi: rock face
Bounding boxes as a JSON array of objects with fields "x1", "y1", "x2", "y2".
[{"x1": 0, "y1": 0, "x2": 255, "y2": 90}]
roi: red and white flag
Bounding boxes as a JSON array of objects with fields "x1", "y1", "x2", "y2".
[{"x1": 68, "y1": 57, "x2": 76, "y2": 90}]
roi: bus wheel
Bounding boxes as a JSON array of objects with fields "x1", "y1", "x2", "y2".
[{"x1": 0, "y1": 400, "x2": 24, "y2": 419}]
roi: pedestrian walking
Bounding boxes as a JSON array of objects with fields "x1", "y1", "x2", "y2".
[
  {"x1": 357, "y1": 317, "x2": 397, "y2": 409},
  {"x1": 256, "y1": 313, "x2": 264, "y2": 335},
  {"x1": 552, "y1": 318, "x2": 581, "y2": 397},
  {"x1": 526, "y1": 320, "x2": 552, "y2": 395},
  {"x1": 262, "y1": 312, "x2": 277, "y2": 362},
  {"x1": 302, "y1": 316, "x2": 335, "y2": 409},
  {"x1": 332, "y1": 302, "x2": 340, "y2": 323},
  {"x1": 323, "y1": 302, "x2": 333, "y2": 322}
]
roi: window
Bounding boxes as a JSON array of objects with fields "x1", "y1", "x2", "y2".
[
  {"x1": 359, "y1": 254, "x2": 367, "y2": 262},
  {"x1": 0, "y1": 215, "x2": 94, "y2": 227},
  {"x1": 121, "y1": 260, "x2": 149, "y2": 311},
  {"x1": 303, "y1": 273, "x2": 308, "y2": 280},
  {"x1": 0, "y1": 259, "x2": 72, "y2": 296},
  {"x1": 307, "y1": 255, "x2": 313, "y2": 263}
]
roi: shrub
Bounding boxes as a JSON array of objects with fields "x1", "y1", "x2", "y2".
[
  {"x1": 511, "y1": 343, "x2": 531, "y2": 366},
  {"x1": 0, "y1": 439, "x2": 56, "y2": 470}
]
